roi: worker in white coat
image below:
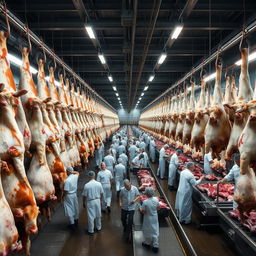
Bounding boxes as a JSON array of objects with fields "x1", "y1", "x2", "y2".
[
  {"x1": 141, "y1": 149, "x2": 149, "y2": 168},
  {"x1": 139, "y1": 139, "x2": 146, "y2": 150},
  {"x1": 175, "y1": 162, "x2": 204, "y2": 224},
  {"x1": 157, "y1": 144, "x2": 169, "y2": 179},
  {"x1": 218, "y1": 153, "x2": 240, "y2": 209},
  {"x1": 129, "y1": 142, "x2": 138, "y2": 165},
  {"x1": 114, "y1": 158, "x2": 127, "y2": 196},
  {"x1": 110, "y1": 145, "x2": 117, "y2": 163},
  {"x1": 95, "y1": 142, "x2": 104, "y2": 169},
  {"x1": 149, "y1": 137, "x2": 156, "y2": 163},
  {"x1": 97, "y1": 162, "x2": 113, "y2": 214},
  {"x1": 118, "y1": 142, "x2": 126, "y2": 156},
  {"x1": 144, "y1": 133, "x2": 150, "y2": 148},
  {"x1": 204, "y1": 148, "x2": 213, "y2": 174},
  {"x1": 104, "y1": 150, "x2": 115, "y2": 174},
  {"x1": 140, "y1": 187, "x2": 161, "y2": 253},
  {"x1": 82, "y1": 171, "x2": 104, "y2": 235},
  {"x1": 63, "y1": 167, "x2": 79, "y2": 230},
  {"x1": 168, "y1": 149, "x2": 182, "y2": 190},
  {"x1": 119, "y1": 152, "x2": 128, "y2": 170},
  {"x1": 132, "y1": 154, "x2": 144, "y2": 173}
]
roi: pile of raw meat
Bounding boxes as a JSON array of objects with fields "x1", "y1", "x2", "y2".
[
  {"x1": 229, "y1": 209, "x2": 256, "y2": 233},
  {"x1": 138, "y1": 195, "x2": 170, "y2": 209},
  {"x1": 137, "y1": 170, "x2": 157, "y2": 191},
  {"x1": 197, "y1": 183, "x2": 234, "y2": 201}
]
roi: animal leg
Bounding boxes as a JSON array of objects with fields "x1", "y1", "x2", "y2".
[{"x1": 36, "y1": 143, "x2": 46, "y2": 166}]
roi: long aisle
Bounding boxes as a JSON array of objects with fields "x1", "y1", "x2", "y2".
[{"x1": 59, "y1": 141, "x2": 133, "y2": 256}]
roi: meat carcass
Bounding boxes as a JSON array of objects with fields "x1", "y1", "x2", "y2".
[
  {"x1": 168, "y1": 95, "x2": 179, "y2": 141},
  {"x1": 0, "y1": 160, "x2": 22, "y2": 256},
  {"x1": 225, "y1": 42, "x2": 252, "y2": 160},
  {"x1": 182, "y1": 79, "x2": 195, "y2": 145},
  {"x1": 0, "y1": 84, "x2": 39, "y2": 256},
  {"x1": 190, "y1": 74, "x2": 209, "y2": 153},
  {"x1": 204, "y1": 58, "x2": 231, "y2": 159},
  {"x1": 19, "y1": 45, "x2": 56, "y2": 209}
]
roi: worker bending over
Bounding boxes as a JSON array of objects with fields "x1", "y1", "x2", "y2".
[
  {"x1": 168, "y1": 149, "x2": 182, "y2": 190},
  {"x1": 157, "y1": 144, "x2": 169, "y2": 179},
  {"x1": 82, "y1": 171, "x2": 103, "y2": 235}
]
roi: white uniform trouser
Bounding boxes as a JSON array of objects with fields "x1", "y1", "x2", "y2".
[
  {"x1": 115, "y1": 177, "x2": 124, "y2": 192},
  {"x1": 64, "y1": 193, "x2": 79, "y2": 224},
  {"x1": 168, "y1": 163, "x2": 177, "y2": 186},
  {"x1": 157, "y1": 158, "x2": 165, "y2": 179},
  {"x1": 144, "y1": 236, "x2": 159, "y2": 248},
  {"x1": 102, "y1": 184, "x2": 112, "y2": 209},
  {"x1": 87, "y1": 199, "x2": 101, "y2": 233}
]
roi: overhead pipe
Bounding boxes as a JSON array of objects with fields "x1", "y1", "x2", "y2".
[
  {"x1": 0, "y1": 3, "x2": 116, "y2": 112},
  {"x1": 128, "y1": 0, "x2": 138, "y2": 106},
  {"x1": 129, "y1": 0, "x2": 162, "y2": 110}
]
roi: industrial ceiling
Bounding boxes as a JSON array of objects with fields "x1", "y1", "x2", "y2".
[{"x1": 6, "y1": 0, "x2": 256, "y2": 111}]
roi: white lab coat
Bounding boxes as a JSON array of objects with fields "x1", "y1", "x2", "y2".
[
  {"x1": 64, "y1": 174, "x2": 79, "y2": 224},
  {"x1": 82, "y1": 179, "x2": 103, "y2": 233},
  {"x1": 129, "y1": 145, "x2": 138, "y2": 164},
  {"x1": 142, "y1": 152, "x2": 149, "y2": 168},
  {"x1": 204, "y1": 152, "x2": 213, "y2": 174},
  {"x1": 157, "y1": 147, "x2": 166, "y2": 179},
  {"x1": 224, "y1": 164, "x2": 240, "y2": 209},
  {"x1": 96, "y1": 144, "x2": 104, "y2": 166},
  {"x1": 97, "y1": 169, "x2": 113, "y2": 209},
  {"x1": 132, "y1": 155, "x2": 143, "y2": 169},
  {"x1": 119, "y1": 153, "x2": 128, "y2": 169},
  {"x1": 149, "y1": 140, "x2": 156, "y2": 163},
  {"x1": 114, "y1": 163, "x2": 126, "y2": 191},
  {"x1": 139, "y1": 141, "x2": 146, "y2": 150},
  {"x1": 110, "y1": 147, "x2": 117, "y2": 162},
  {"x1": 168, "y1": 153, "x2": 179, "y2": 186},
  {"x1": 118, "y1": 144, "x2": 126, "y2": 155},
  {"x1": 175, "y1": 169, "x2": 202, "y2": 223},
  {"x1": 104, "y1": 155, "x2": 115, "y2": 174},
  {"x1": 141, "y1": 197, "x2": 160, "y2": 248}
]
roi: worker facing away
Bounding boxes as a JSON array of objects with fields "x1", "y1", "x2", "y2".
[
  {"x1": 104, "y1": 149, "x2": 115, "y2": 174},
  {"x1": 157, "y1": 144, "x2": 169, "y2": 179},
  {"x1": 168, "y1": 149, "x2": 182, "y2": 190},
  {"x1": 119, "y1": 179, "x2": 140, "y2": 241},
  {"x1": 128, "y1": 141, "x2": 138, "y2": 165},
  {"x1": 218, "y1": 153, "x2": 240, "y2": 209},
  {"x1": 175, "y1": 162, "x2": 204, "y2": 224},
  {"x1": 114, "y1": 158, "x2": 127, "y2": 196},
  {"x1": 149, "y1": 137, "x2": 156, "y2": 163},
  {"x1": 96, "y1": 142, "x2": 104, "y2": 169},
  {"x1": 97, "y1": 162, "x2": 113, "y2": 214},
  {"x1": 82, "y1": 171, "x2": 104, "y2": 235},
  {"x1": 140, "y1": 187, "x2": 161, "y2": 253},
  {"x1": 63, "y1": 167, "x2": 79, "y2": 230}
]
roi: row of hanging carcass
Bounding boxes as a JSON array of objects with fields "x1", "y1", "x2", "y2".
[
  {"x1": 0, "y1": 23, "x2": 119, "y2": 256},
  {"x1": 139, "y1": 40, "x2": 256, "y2": 224}
]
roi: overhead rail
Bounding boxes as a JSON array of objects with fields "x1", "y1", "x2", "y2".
[
  {"x1": 142, "y1": 17, "x2": 256, "y2": 112},
  {"x1": 0, "y1": 3, "x2": 116, "y2": 113}
]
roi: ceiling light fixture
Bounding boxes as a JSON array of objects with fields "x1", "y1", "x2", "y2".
[
  {"x1": 141, "y1": 92, "x2": 144, "y2": 96},
  {"x1": 115, "y1": 93, "x2": 119, "y2": 96},
  {"x1": 85, "y1": 26, "x2": 96, "y2": 39},
  {"x1": 108, "y1": 75, "x2": 113, "y2": 82},
  {"x1": 148, "y1": 74, "x2": 155, "y2": 82},
  {"x1": 235, "y1": 52, "x2": 256, "y2": 66},
  {"x1": 139, "y1": 97, "x2": 142, "y2": 100},
  {"x1": 144, "y1": 86, "x2": 149, "y2": 91},
  {"x1": 204, "y1": 72, "x2": 216, "y2": 82},
  {"x1": 113, "y1": 86, "x2": 117, "y2": 91},
  {"x1": 158, "y1": 53, "x2": 167, "y2": 64},
  {"x1": 98, "y1": 53, "x2": 106, "y2": 64},
  {"x1": 171, "y1": 24, "x2": 183, "y2": 39}
]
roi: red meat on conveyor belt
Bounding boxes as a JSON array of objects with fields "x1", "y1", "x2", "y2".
[
  {"x1": 138, "y1": 196, "x2": 170, "y2": 209},
  {"x1": 205, "y1": 174, "x2": 221, "y2": 181}
]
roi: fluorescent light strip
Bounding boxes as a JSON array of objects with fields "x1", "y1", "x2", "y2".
[
  {"x1": 141, "y1": 92, "x2": 144, "y2": 96},
  {"x1": 115, "y1": 93, "x2": 119, "y2": 96},
  {"x1": 171, "y1": 25, "x2": 183, "y2": 39},
  {"x1": 85, "y1": 26, "x2": 96, "y2": 39},
  {"x1": 148, "y1": 75, "x2": 155, "y2": 82},
  {"x1": 113, "y1": 86, "x2": 117, "y2": 91},
  {"x1": 108, "y1": 75, "x2": 113, "y2": 82},
  {"x1": 158, "y1": 53, "x2": 167, "y2": 64},
  {"x1": 98, "y1": 54, "x2": 106, "y2": 64},
  {"x1": 204, "y1": 72, "x2": 216, "y2": 82},
  {"x1": 235, "y1": 52, "x2": 256, "y2": 66},
  {"x1": 7, "y1": 53, "x2": 38, "y2": 74},
  {"x1": 144, "y1": 86, "x2": 149, "y2": 91},
  {"x1": 139, "y1": 97, "x2": 142, "y2": 100}
]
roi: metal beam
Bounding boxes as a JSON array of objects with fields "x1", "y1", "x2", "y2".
[{"x1": 179, "y1": 0, "x2": 199, "y2": 20}]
